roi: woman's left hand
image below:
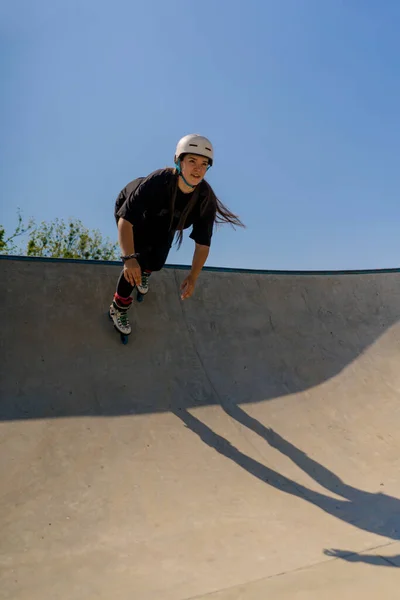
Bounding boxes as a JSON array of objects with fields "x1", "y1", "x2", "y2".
[{"x1": 180, "y1": 274, "x2": 197, "y2": 300}]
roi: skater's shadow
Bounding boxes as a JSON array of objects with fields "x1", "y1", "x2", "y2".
[
  {"x1": 172, "y1": 404, "x2": 400, "y2": 566},
  {"x1": 323, "y1": 548, "x2": 400, "y2": 567}
]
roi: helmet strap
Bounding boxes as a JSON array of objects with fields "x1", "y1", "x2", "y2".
[{"x1": 175, "y1": 158, "x2": 196, "y2": 189}]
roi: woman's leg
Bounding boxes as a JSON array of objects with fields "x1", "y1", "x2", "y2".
[
  {"x1": 109, "y1": 243, "x2": 171, "y2": 332},
  {"x1": 115, "y1": 268, "x2": 135, "y2": 301}
]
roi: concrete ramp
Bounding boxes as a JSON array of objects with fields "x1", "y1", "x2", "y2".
[{"x1": 1, "y1": 257, "x2": 400, "y2": 599}]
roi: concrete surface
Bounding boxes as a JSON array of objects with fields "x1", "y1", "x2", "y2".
[{"x1": 1, "y1": 256, "x2": 399, "y2": 600}]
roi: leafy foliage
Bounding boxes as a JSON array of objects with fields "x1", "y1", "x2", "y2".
[
  {"x1": 1, "y1": 210, "x2": 118, "y2": 261},
  {"x1": 0, "y1": 211, "x2": 35, "y2": 254}
]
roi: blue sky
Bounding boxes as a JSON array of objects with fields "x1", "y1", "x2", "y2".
[{"x1": 1, "y1": 0, "x2": 400, "y2": 271}]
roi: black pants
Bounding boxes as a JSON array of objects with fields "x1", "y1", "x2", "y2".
[{"x1": 116, "y1": 240, "x2": 171, "y2": 298}]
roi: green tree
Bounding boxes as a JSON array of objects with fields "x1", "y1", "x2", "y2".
[
  {"x1": 0, "y1": 211, "x2": 35, "y2": 254},
  {"x1": 1, "y1": 211, "x2": 118, "y2": 261}
]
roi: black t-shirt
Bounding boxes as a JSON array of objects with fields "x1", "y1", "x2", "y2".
[{"x1": 115, "y1": 168, "x2": 216, "y2": 248}]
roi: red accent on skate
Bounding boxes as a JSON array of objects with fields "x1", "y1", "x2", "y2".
[{"x1": 114, "y1": 293, "x2": 132, "y2": 306}]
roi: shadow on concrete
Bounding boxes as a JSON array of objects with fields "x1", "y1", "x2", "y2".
[
  {"x1": 1, "y1": 258, "x2": 400, "y2": 421},
  {"x1": 323, "y1": 548, "x2": 400, "y2": 567},
  {"x1": 172, "y1": 404, "x2": 400, "y2": 565},
  {"x1": 2, "y1": 258, "x2": 400, "y2": 568}
]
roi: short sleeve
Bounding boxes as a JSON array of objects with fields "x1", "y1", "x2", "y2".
[
  {"x1": 189, "y1": 195, "x2": 216, "y2": 247},
  {"x1": 116, "y1": 169, "x2": 171, "y2": 225}
]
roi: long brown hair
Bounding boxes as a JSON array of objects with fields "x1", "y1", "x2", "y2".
[{"x1": 168, "y1": 167, "x2": 245, "y2": 249}]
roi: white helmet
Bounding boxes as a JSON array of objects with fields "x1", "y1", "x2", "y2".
[{"x1": 174, "y1": 134, "x2": 214, "y2": 166}]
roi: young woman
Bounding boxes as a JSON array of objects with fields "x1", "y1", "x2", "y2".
[{"x1": 109, "y1": 133, "x2": 244, "y2": 336}]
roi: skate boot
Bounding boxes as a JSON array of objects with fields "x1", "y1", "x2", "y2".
[
  {"x1": 109, "y1": 294, "x2": 132, "y2": 343},
  {"x1": 136, "y1": 270, "x2": 151, "y2": 302}
]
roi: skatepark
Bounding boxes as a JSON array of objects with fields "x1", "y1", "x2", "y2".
[{"x1": 1, "y1": 255, "x2": 399, "y2": 599}]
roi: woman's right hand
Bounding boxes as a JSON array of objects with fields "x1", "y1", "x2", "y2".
[{"x1": 123, "y1": 258, "x2": 142, "y2": 287}]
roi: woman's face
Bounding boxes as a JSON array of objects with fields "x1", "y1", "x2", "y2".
[{"x1": 180, "y1": 154, "x2": 209, "y2": 186}]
